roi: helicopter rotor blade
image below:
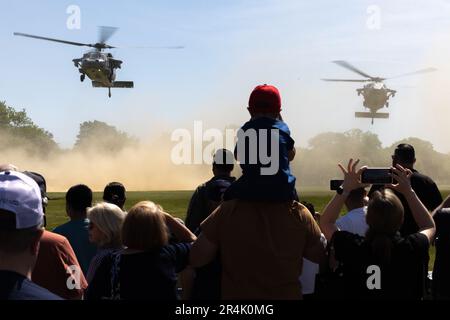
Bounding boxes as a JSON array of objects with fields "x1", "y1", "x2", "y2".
[
  {"x1": 387, "y1": 68, "x2": 436, "y2": 80},
  {"x1": 322, "y1": 78, "x2": 368, "y2": 82},
  {"x1": 117, "y1": 45, "x2": 185, "y2": 49},
  {"x1": 98, "y1": 26, "x2": 118, "y2": 44},
  {"x1": 333, "y1": 60, "x2": 374, "y2": 79},
  {"x1": 13, "y1": 32, "x2": 94, "y2": 48}
]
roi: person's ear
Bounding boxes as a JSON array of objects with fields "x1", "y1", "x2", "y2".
[{"x1": 30, "y1": 229, "x2": 44, "y2": 256}]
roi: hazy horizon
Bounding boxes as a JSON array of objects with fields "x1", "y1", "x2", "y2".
[{"x1": 2, "y1": 1, "x2": 450, "y2": 165}]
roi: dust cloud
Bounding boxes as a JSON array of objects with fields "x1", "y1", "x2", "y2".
[{"x1": 1, "y1": 140, "x2": 212, "y2": 192}]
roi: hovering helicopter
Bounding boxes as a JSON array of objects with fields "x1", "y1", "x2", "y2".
[
  {"x1": 14, "y1": 27, "x2": 183, "y2": 97},
  {"x1": 322, "y1": 60, "x2": 436, "y2": 124}
]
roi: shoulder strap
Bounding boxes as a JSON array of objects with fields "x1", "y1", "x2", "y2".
[{"x1": 109, "y1": 251, "x2": 122, "y2": 300}]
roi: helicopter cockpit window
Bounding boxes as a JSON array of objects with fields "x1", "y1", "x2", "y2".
[
  {"x1": 373, "y1": 82, "x2": 384, "y2": 89},
  {"x1": 88, "y1": 52, "x2": 103, "y2": 59}
]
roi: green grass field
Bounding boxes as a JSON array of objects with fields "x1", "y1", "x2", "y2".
[{"x1": 46, "y1": 189, "x2": 449, "y2": 270}]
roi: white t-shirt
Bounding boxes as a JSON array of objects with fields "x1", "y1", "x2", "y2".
[
  {"x1": 336, "y1": 206, "x2": 368, "y2": 236},
  {"x1": 300, "y1": 258, "x2": 319, "y2": 295},
  {"x1": 300, "y1": 208, "x2": 368, "y2": 296},
  {"x1": 300, "y1": 233, "x2": 327, "y2": 295}
]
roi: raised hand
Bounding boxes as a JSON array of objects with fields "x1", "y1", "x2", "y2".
[
  {"x1": 389, "y1": 164, "x2": 413, "y2": 195},
  {"x1": 338, "y1": 158, "x2": 366, "y2": 192}
]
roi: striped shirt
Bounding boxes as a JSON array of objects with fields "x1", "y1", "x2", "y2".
[{"x1": 87, "y1": 248, "x2": 120, "y2": 284}]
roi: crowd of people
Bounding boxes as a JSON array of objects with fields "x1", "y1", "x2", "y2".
[{"x1": 1, "y1": 85, "x2": 449, "y2": 300}]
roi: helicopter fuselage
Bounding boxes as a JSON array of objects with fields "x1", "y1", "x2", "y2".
[
  {"x1": 357, "y1": 82, "x2": 396, "y2": 113},
  {"x1": 73, "y1": 51, "x2": 119, "y2": 86}
]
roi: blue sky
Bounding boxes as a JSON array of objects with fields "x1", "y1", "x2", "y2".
[{"x1": 1, "y1": 0, "x2": 450, "y2": 152}]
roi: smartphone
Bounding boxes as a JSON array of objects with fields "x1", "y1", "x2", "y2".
[
  {"x1": 330, "y1": 179, "x2": 344, "y2": 190},
  {"x1": 361, "y1": 168, "x2": 393, "y2": 184}
]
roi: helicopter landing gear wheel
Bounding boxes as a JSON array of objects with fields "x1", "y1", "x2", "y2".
[
  {"x1": 108, "y1": 88, "x2": 111, "y2": 98},
  {"x1": 80, "y1": 74, "x2": 85, "y2": 82}
]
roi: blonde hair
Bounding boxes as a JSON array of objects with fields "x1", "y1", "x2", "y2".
[
  {"x1": 122, "y1": 201, "x2": 169, "y2": 251},
  {"x1": 87, "y1": 202, "x2": 126, "y2": 248}
]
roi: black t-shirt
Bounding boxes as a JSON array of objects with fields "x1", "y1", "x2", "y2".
[
  {"x1": 0, "y1": 270, "x2": 62, "y2": 300},
  {"x1": 185, "y1": 176, "x2": 235, "y2": 300},
  {"x1": 369, "y1": 170, "x2": 442, "y2": 236},
  {"x1": 433, "y1": 208, "x2": 450, "y2": 299},
  {"x1": 332, "y1": 231, "x2": 429, "y2": 299},
  {"x1": 185, "y1": 176, "x2": 235, "y2": 233},
  {"x1": 86, "y1": 242, "x2": 191, "y2": 300}
]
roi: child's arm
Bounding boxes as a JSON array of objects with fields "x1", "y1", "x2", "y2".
[{"x1": 288, "y1": 147, "x2": 296, "y2": 162}]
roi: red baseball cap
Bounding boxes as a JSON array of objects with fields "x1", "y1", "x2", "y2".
[{"x1": 248, "y1": 84, "x2": 282, "y2": 113}]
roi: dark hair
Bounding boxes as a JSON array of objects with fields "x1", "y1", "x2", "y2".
[
  {"x1": 346, "y1": 188, "x2": 366, "y2": 206},
  {"x1": 394, "y1": 144, "x2": 415, "y2": 163},
  {"x1": 103, "y1": 182, "x2": 126, "y2": 204},
  {"x1": 0, "y1": 209, "x2": 42, "y2": 254},
  {"x1": 66, "y1": 184, "x2": 93, "y2": 212},
  {"x1": 213, "y1": 149, "x2": 234, "y2": 173},
  {"x1": 365, "y1": 190, "x2": 404, "y2": 265},
  {"x1": 23, "y1": 172, "x2": 48, "y2": 222}
]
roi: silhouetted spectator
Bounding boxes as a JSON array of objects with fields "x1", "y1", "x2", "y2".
[
  {"x1": 24, "y1": 171, "x2": 87, "y2": 300},
  {"x1": 224, "y1": 84, "x2": 298, "y2": 202},
  {"x1": 0, "y1": 171, "x2": 61, "y2": 300},
  {"x1": 185, "y1": 149, "x2": 235, "y2": 233},
  {"x1": 103, "y1": 182, "x2": 127, "y2": 211},
  {"x1": 86, "y1": 201, "x2": 196, "y2": 300},
  {"x1": 432, "y1": 195, "x2": 450, "y2": 299},
  {"x1": 321, "y1": 159, "x2": 435, "y2": 299},
  {"x1": 369, "y1": 144, "x2": 442, "y2": 236},
  {"x1": 184, "y1": 149, "x2": 235, "y2": 300},
  {"x1": 33, "y1": 231, "x2": 87, "y2": 300},
  {"x1": 190, "y1": 200, "x2": 324, "y2": 299},
  {"x1": 299, "y1": 201, "x2": 324, "y2": 300},
  {"x1": 86, "y1": 202, "x2": 126, "y2": 284},
  {"x1": 53, "y1": 184, "x2": 97, "y2": 275},
  {"x1": 336, "y1": 187, "x2": 368, "y2": 236}
]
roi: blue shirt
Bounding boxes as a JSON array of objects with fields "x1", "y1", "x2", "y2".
[
  {"x1": 0, "y1": 270, "x2": 62, "y2": 300},
  {"x1": 225, "y1": 117, "x2": 297, "y2": 201},
  {"x1": 53, "y1": 218, "x2": 97, "y2": 275}
]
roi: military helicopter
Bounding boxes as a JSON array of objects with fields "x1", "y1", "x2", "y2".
[
  {"x1": 14, "y1": 27, "x2": 183, "y2": 97},
  {"x1": 322, "y1": 60, "x2": 436, "y2": 124}
]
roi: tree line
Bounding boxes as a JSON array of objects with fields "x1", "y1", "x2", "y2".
[
  {"x1": 0, "y1": 101, "x2": 136, "y2": 157},
  {"x1": 2, "y1": 101, "x2": 449, "y2": 186}
]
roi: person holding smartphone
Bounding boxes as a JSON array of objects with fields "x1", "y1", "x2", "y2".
[
  {"x1": 369, "y1": 144, "x2": 442, "y2": 236},
  {"x1": 319, "y1": 159, "x2": 435, "y2": 299}
]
